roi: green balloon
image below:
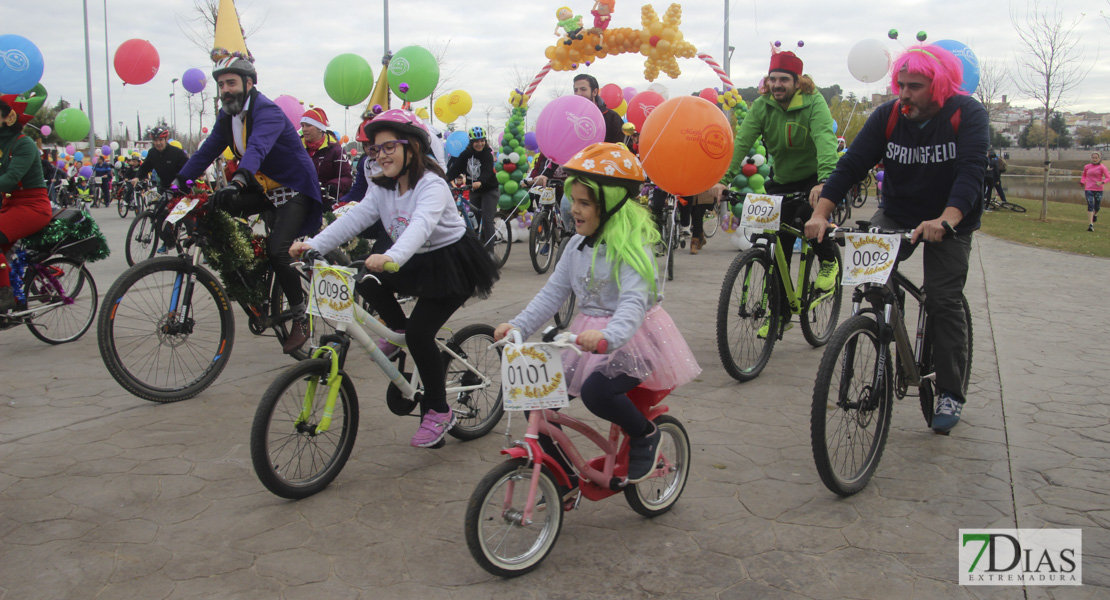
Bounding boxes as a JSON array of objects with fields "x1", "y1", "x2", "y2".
[
  {"x1": 731, "y1": 201, "x2": 744, "y2": 218},
  {"x1": 388, "y1": 45, "x2": 440, "y2": 102},
  {"x1": 324, "y1": 53, "x2": 374, "y2": 106},
  {"x1": 740, "y1": 186, "x2": 754, "y2": 195},
  {"x1": 757, "y1": 164, "x2": 771, "y2": 177},
  {"x1": 498, "y1": 194, "x2": 514, "y2": 210},
  {"x1": 747, "y1": 174, "x2": 765, "y2": 190},
  {"x1": 731, "y1": 174, "x2": 749, "y2": 188},
  {"x1": 510, "y1": 170, "x2": 524, "y2": 182},
  {"x1": 512, "y1": 189, "x2": 528, "y2": 203},
  {"x1": 18, "y1": 83, "x2": 47, "y2": 116},
  {"x1": 54, "y1": 108, "x2": 90, "y2": 142},
  {"x1": 496, "y1": 170, "x2": 510, "y2": 184},
  {"x1": 503, "y1": 180, "x2": 519, "y2": 195}
]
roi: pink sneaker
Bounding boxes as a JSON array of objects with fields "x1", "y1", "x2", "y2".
[
  {"x1": 410, "y1": 408, "x2": 456, "y2": 448},
  {"x1": 377, "y1": 329, "x2": 404, "y2": 360}
]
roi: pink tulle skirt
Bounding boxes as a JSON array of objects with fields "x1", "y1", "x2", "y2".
[{"x1": 563, "y1": 305, "x2": 701, "y2": 396}]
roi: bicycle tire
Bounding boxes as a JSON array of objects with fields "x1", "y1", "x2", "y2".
[
  {"x1": 811, "y1": 315, "x2": 893, "y2": 496},
  {"x1": 124, "y1": 210, "x2": 159, "y2": 267},
  {"x1": 716, "y1": 248, "x2": 779, "y2": 382},
  {"x1": 97, "y1": 256, "x2": 235, "y2": 402},
  {"x1": 703, "y1": 201, "x2": 720, "y2": 238},
  {"x1": 919, "y1": 295, "x2": 973, "y2": 426},
  {"x1": 465, "y1": 458, "x2": 564, "y2": 578},
  {"x1": 1002, "y1": 201, "x2": 1027, "y2": 213},
  {"x1": 117, "y1": 194, "x2": 129, "y2": 218},
  {"x1": 831, "y1": 200, "x2": 851, "y2": 226},
  {"x1": 553, "y1": 237, "x2": 577, "y2": 328},
  {"x1": 490, "y1": 215, "x2": 512, "y2": 268},
  {"x1": 528, "y1": 210, "x2": 556, "y2": 274},
  {"x1": 24, "y1": 258, "x2": 98, "y2": 344},
  {"x1": 274, "y1": 248, "x2": 350, "y2": 361},
  {"x1": 798, "y1": 245, "x2": 843, "y2": 347},
  {"x1": 623, "y1": 414, "x2": 691, "y2": 517},
  {"x1": 441, "y1": 324, "x2": 504, "y2": 440},
  {"x1": 861, "y1": 174, "x2": 871, "y2": 205},
  {"x1": 250, "y1": 358, "x2": 360, "y2": 499}
]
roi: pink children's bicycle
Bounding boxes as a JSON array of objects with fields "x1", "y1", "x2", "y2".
[{"x1": 464, "y1": 330, "x2": 692, "y2": 577}]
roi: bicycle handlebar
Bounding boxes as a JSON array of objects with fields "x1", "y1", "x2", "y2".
[{"x1": 297, "y1": 248, "x2": 399, "y2": 273}]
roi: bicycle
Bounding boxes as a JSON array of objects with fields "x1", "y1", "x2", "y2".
[
  {"x1": 0, "y1": 209, "x2": 99, "y2": 344},
  {"x1": 250, "y1": 250, "x2": 504, "y2": 499},
  {"x1": 716, "y1": 190, "x2": 844, "y2": 382},
  {"x1": 831, "y1": 194, "x2": 852, "y2": 226},
  {"x1": 115, "y1": 180, "x2": 148, "y2": 219},
  {"x1": 848, "y1": 171, "x2": 872, "y2": 209},
  {"x1": 464, "y1": 328, "x2": 691, "y2": 577},
  {"x1": 526, "y1": 184, "x2": 567, "y2": 275},
  {"x1": 702, "y1": 197, "x2": 727, "y2": 239},
  {"x1": 97, "y1": 189, "x2": 348, "y2": 402},
  {"x1": 453, "y1": 186, "x2": 513, "y2": 268},
  {"x1": 810, "y1": 224, "x2": 973, "y2": 496},
  {"x1": 656, "y1": 192, "x2": 688, "y2": 282},
  {"x1": 984, "y1": 193, "x2": 1026, "y2": 213},
  {"x1": 90, "y1": 177, "x2": 107, "y2": 208}
]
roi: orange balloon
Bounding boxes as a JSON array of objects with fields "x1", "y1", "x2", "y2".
[
  {"x1": 639, "y1": 96, "x2": 734, "y2": 196},
  {"x1": 341, "y1": 135, "x2": 349, "y2": 144}
]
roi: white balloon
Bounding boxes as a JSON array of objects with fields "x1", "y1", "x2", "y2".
[
  {"x1": 751, "y1": 154, "x2": 766, "y2": 167},
  {"x1": 730, "y1": 227, "x2": 757, "y2": 251},
  {"x1": 648, "y1": 82, "x2": 669, "y2": 100},
  {"x1": 509, "y1": 152, "x2": 520, "y2": 163},
  {"x1": 110, "y1": 141, "x2": 120, "y2": 150},
  {"x1": 94, "y1": 148, "x2": 102, "y2": 156},
  {"x1": 847, "y1": 39, "x2": 891, "y2": 84}
]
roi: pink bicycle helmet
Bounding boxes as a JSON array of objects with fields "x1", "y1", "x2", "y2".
[{"x1": 360, "y1": 109, "x2": 430, "y2": 148}]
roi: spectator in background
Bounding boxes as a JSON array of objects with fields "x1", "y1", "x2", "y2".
[
  {"x1": 983, "y1": 150, "x2": 1008, "y2": 209},
  {"x1": 1082, "y1": 151, "x2": 1109, "y2": 232},
  {"x1": 301, "y1": 108, "x2": 352, "y2": 206}
]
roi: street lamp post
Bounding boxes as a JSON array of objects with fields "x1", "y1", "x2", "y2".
[
  {"x1": 171, "y1": 78, "x2": 179, "y2": 132},
  {"x1": 169, "y1": 93, "x2": 176, "y2": 133}
]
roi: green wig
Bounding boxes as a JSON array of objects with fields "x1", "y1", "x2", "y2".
[{"x1": 565, "y1": 173, "x2": 662, "y2": 301}]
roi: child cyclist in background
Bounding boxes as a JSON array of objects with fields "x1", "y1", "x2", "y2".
[
  {"x1": 494, "y1": 143, "x2": 700, "y2": 483},
  {"x1": 290, "y1": 109, "x2": 500, "y2": 449}
]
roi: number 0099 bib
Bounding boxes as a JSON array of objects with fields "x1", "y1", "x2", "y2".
[
  {"x1": 500, "y1": 342, "x2": 570, "y2": 411},
  {"x1": 842, "y1": 233, "x2": 901, "y2": 286}
]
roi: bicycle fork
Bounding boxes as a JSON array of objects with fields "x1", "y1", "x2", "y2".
[{"x1": 300, "y1": 345, "x2": 345, "y2": 435}]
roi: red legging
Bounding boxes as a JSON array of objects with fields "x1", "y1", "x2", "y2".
[{"x1": 0, "y1": 188, "x2": 53, "y2": 287}]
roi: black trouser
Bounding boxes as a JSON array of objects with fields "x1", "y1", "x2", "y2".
[
  {"x1": 471, "y1": 187, "x2": 499, "y2": 249},
  {"x1": 984, "y1": 178, "x2": 1007, "y2": 204},
  {"x1": 649, "y1": 189, "x2": 709, "y2": 239},
  {"x1": 765, "y1": 177, "x2": 838, "y2": 319},
  {"x1": 226, "y1": 191, "x2": 313, "y2": 315},
  {"x1": 357, "y1": 278, "x2": 466, "y2": 414},
  {"x1": 870, "y1": 208, "x2": 972, "y2": 402}
]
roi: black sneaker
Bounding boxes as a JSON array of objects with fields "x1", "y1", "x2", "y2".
[{"x1": 626, "y1": 423, "x2": 661, "y2": 483}]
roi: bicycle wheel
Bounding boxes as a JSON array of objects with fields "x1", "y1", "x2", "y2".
[
  {"x1": 24, "y1": 258, "x2": 98, "y2": 344},
  {"x1": 489, "y1": 215, "x2": 512, "y2": 268},
  {"x1": 117, "y1": 192, "x2": 129, "y2": 218},
  {"x1": 811, "y1": 315, "x2": 893, "y2": 496},
  {"x1": 124, "y1": 210, "x2": 160, "y2": 267},
  {"x1": 528, "y1": 210, "x2": 556, "y2": 274},
  {"x1": 624, "y1": 414, "x2": 691, "y2": 517},
  {"x1": 860, "y1": 174, "x2": 872, "y2": 205},
  {"x1": 799, "y1": 245, "x2": 843, "y2": 347},
  {"x1": 831, "y1": 201, "x2": 851, "y2": 226},
  {"x1": 250, "y1": 358, "x2": 360, "y2": 499},
  {"x1": 274, "y1": 249, "x2": 350, "y2": 361},
  {"x1": 444, "y1": 324, "x2": 504, "y2": 441},
  {"x1": 553, "y1": 237, "x2": 577, "y2": 328},
  {"x1": 702, "y1": 201, "x2": 720, "y2": 238},
  {"x1": 918, "y1": 295, "x2": 974, "y2": 426},
  {"x1": 716, "y1": 248, "x2": 779, "y2": 382},
  {"x1": 97, "y1": 256, "x2": 235, "y2": 402},
  {"x1": 1002, "y1": 201, "x2": 1027, "y2": 213},
  {"x1": 465, "y1": 458, "x2": 564, "y2": 578}
]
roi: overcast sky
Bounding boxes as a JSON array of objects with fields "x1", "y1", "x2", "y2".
[{"x1": 9, "y1": 0, "x2": 1108, "y2": 143}]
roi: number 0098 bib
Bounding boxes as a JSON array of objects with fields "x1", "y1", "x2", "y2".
[
  {"x1": 307, "y1": 263, "x2": 356, "y2": 323},
  {"x1": 500, "y1": 342, "x2": 570, "y2": 411}
]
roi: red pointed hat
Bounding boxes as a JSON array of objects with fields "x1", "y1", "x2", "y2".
[
  {"x1": 0, "y1": 95, "x2": 34, "y2": 126},
  {"x1": 300, "y1": 107, "x2": 329, "y2": 131},
  {"x1": 769, "y1": 51, "x2": 803, "y2": 76}
]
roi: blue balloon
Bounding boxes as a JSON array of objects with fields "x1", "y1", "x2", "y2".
[
  {"x1": 445, "y1": 130, "x2": 469, "y2": 157},
  {"x1": 0, "y1": 34, "x2": 45, "y2": 94},
  {"x1": 933, "y1": 39, "x2": 979, "y2": 95},
  {"x1": 832, "y1": 120, "x2": 838, "y2": 134},
  {"x1": 141, "y1": 150, "x2": 148, "y2": 158},
  {"x1": 73, "y1": 151, "x2": 84, "y2": 162}
]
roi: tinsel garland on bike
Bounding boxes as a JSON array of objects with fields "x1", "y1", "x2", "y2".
[
  {"x1": 21, "y1": 211, "x2": 111, "y2": 263},
  {"x1": 322, "y1": 210, "x2": 371, "y2": 259},
  {"x1": 198, "y1": 208, "x2": 270, "y2": 305}
]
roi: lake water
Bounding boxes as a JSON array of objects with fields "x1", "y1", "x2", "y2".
[{"x1": 1001, "y1": 175, "x2": 1084, "y2": 204}]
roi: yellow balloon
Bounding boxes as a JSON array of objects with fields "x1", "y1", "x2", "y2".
[
  {"x1": 169, "y1": 140, "x2": 183, "y2": 149},
  {"x1": 614, "y1": 99, "x2": 628, "y2": 117},
  {"x1": 222, "y1": 147, "x2": 235, "y2": 160},
  {"x1": 447, "y1": 90, "x2": 473, "y2": 116},
  {"x1": 433, "y1": 95, "x2": 457, "y2": 124},
  {"x1": 414, "y1": 107, "x2": 430, "y2": 119}
]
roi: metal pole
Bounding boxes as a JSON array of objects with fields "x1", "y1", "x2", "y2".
[
  {"x1": 723, "y1": 0, "x2": 730, "y2": 79},
  {"x1": 171, "y1": 78, "x2": 179, "y2": 131},
  {"x1": 83, "y1": 0, "x2": 97, "y2": 156},
  {"x1": 383, "y1": 0, "x2": 390, "y2": 56},
  {"x1": 103, "y1": 0, "x2": 113, "y2": 146}
]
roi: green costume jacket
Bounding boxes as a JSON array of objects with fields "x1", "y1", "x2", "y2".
[{"x1": 722, "y1": 91, "x2": 839, "y2": 187}]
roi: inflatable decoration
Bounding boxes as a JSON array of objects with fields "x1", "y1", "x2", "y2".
[
  {"x1": 113, "y1": 39, "x2": 160, "y2": 85},
  {"x1": 0, "y1": 34, "x2": 45, "y2": 94},
  {"x1": 933, "y1": 39, "x2": 979, "y2": 94},
  {"x1": 17, "y1": 83, "x2": 48, "y2": 116},
  {"x1": 494, "y1": 106, "x2": 535, "y2": 210},
  {"x1": 535, "y1": 94, "x2": 605, "y2": 165},
  {"x1": 55, "y1": 108, "x2": 91, "y2": 142},
  {"x1": 639, "y1": 96, "x2": 732, "y2": 196},
  {"x1": 847, "y1": 39, "x2": 890, "y2": 84},
  {"x1": 324, "y1": 53, "x2": 374, "y2": 106},
  {"x1": 387, "y1": 45, "x2": 439, "y2": 102},
  {"x1": 182, "y1": 68, "x2": 207, "y2": 94},
  {"x1": 274, "y1": 95, "x2": 303, "y2": 127}
]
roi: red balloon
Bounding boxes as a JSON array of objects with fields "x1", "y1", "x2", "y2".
[
  {"x1": 741, "y1": 163, "x2": 758, "y2": 177},
  {"x1": 599, "y1": 83, "x2": 623, "y2": 110},
  {"x1": 202, "y1": 127, "x2": 209, "y2": 134},
  {"x1": 698, "y1": 88, "x2": 718, "y2": 104},
  {"x1": 503, "y1": 163, "x2": 517, "y2": 173},
  {"x1": 113, "y1": 39, "x2": 160, "y2": 85},
  {"x1": 625, "y1": 91, "x2": 665, "y2": 130}
]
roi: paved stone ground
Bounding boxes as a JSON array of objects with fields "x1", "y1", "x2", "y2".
[{"x1": 0, "y1": 210, "x2": 1106, "y2": 599}]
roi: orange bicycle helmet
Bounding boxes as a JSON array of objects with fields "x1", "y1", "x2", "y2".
[{"x1": 562, "y1": 142, "x2": 644, "y2": 196}]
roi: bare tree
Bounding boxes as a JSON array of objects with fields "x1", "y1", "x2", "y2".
[
  {"x1": 423, "y1": 38, "x2": 465, "y2": 121},
  {"x1": 177, "y1": 0, "x2": 265, "y2": 57},
  {"x1": 1010, "y1": 0, "x2": 1093, "y2": 221},
  {"x1": 974, "y1": 58, "x2": 1011, "y2": 122}
]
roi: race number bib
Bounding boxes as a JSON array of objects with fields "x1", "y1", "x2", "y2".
[
  {"x1": 307, "y1": 263, "x2": 356, "y2": 323},
  {"x1": 164, "y1": 197, "x2": 200, "y2": 224},
  {"x1": 332, "y1": 202, "x2": 356, "y2": 218},
  {"x1": 739, "y1": 194, "x2": 783, "y2": 231},
  {"x1": 534, "y1": 186, "x2": 557, "y2": 205},
  {"x1": 500, "y1": 342, "x2": 570, "y2": 411},
  {"x1": 842, "y1": 233, "x2": 901, "y2": 286}
]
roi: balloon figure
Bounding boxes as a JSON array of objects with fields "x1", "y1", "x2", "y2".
[
  {"x1": 588, "y1": 1, "x2": 616, "y2": 51},
  {"x1": 555, "y1": 7, "x2": 586, "y2": 46}
]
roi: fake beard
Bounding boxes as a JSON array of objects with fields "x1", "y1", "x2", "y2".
[{"x1": 221, "y1": 91, "x2": 246, "y2": 116}]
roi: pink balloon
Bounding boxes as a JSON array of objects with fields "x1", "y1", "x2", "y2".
[
  {"x1": 623, "y1": 86, "x2": 637, "y2": 102},
  {"x1": 535, "y1": 95, "x2": 605, "y2": 164},
  {"x1": 698, "y1": 88, "x2": 718, "y2": 104},
  {"x1": 40, "y1": 125, "x2": 51, "y2": 136},
  {"x1": 273, "y1": 95, "x2": 302, "y2": 127},
  {"x1": 625, "y1": 91, "x2": 665, "y2": 130},
  {"x1": 599, "y1": 83, "x2": 623, "y2": 110},
  {"x1": 65, "y1": 144, "x2": 76, "y2": 155}
]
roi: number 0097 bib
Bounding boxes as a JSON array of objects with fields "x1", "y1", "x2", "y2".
[
  {"x1": 500, "y1": 342, "x2": 570, "y2": 411},
  {"x1": 739, "y1": 193, "x2": 783, "y2": 231}
]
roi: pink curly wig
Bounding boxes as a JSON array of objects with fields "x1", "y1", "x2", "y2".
[{"x1": 890, "y1": 44, "x2": 966, "y2": 107}]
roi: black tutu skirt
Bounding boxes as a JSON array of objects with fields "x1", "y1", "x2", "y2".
[{"x1": 376, "y1": 229, "x2": 499, "y2": 300}]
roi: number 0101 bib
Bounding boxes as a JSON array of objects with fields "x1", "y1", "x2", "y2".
[{"x1": 500, "y1": 342, "x2": 570, "y2": 411}]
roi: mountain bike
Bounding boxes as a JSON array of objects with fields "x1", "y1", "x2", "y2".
[
  {"x1": 984, "y1": 194, "x2": 1026, "y2": 213},
  {"x1": 527, "y1": 184, "x2": 567, "y2": 275},
  {"x1": 810, "y1": 224, "x2": 973, "y2": 496},
  {"x1": 250, "y1": 251, "x2": 504, "y2": 499},
  {"x1": 1, "y1": 209, "x2": 99, "y2": 344},
  {"x1": 716, "y1": 190, "x2": 843, "y2": 382},
  {"x1": 454, "y1": 186, "x2": 513, "y2": 268},
  {"x1": 702, "y1": 197, "x2": 727, "y2": 239},
  {"x1": 97, "y1": 191, "x2": 348, "y2": 402},
  {"x1": 848, "y1": 172, "x2": 872, "y2": 209},
  {"x1": 115, "y1": 180, "x2": 150, "y2": 219},
  {"x1": 465, "y1": 327, "x2": 690, "y2": 577},
  {"x1": 657, "y1": 193, "x2": 688, "y2": 282}
]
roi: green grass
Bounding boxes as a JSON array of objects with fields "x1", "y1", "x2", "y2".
[{"x1": 980, "y1": 197, "x2": 1110, "y2": 258}]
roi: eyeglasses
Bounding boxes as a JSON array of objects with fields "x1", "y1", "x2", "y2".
[{"x1": 365, "y1": 139, "x2": 408, "y2": 158}]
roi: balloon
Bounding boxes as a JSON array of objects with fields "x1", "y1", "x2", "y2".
[
  {"x1": 65, "y1": 144, "x2": 75, "y2": 155},
  {"x1": 523, "y1": 131, "x2": 539, "y2": 152},
  {"x1": 113, "y1": 39, "x2": 160, "y2": 85},
  {"x1": 141, "y1": 150, "x2": 148, "y2": 158},
  {"x1": 623, "y1": 86, "x2": 637, "y2": 102},
  {"x1": 496, "y1": 170, "x2": 510, "y2": 184},
  {"x1": 613, "y1": 99, "x2": 627, "y2": 117},
  {"x1": 933, "y1": 39, "x2": 980, "y2": 94},
  {"x1": 273, "y1": 95, "x2": 303, "y2": 128},
  {"x1": 447, "y1": 90, "x2": 473, "y2": 116},
  {"x1": 508, "y1": 152, "x2": 520, "y2": 163},
  {"x1": 433, "y1": 95, "x2": 457, "y2": 124},
  {"x1": 387, "y1": 45, "x2": 439, "y2": 102},
  {"x1": 39, "y1": 125, "x2": 51, "y2": 136},
  {"x1": 323, "y1": 53, "x2": 374, "y2": 106},
  {"x1": 56, "y1": 160, "x2": 65, "y2": 168},
  {"x1": 504, "y1": 163, "x2": 517, "y2": 173},
  {"x1": 647, "y1": 83, "x2": 669, "y2": 100},
  {"x1": 340, "y1": 135, "x2": 349, "y2": 144},
  {"x1": 535, "y1": 94, "x2": 605, "y2": 164},
  {"x1": 169, "y1": 140, "x2": 183, "y2": 149},
  {"x1": 55, "y1": 109, "x2": 90, "y2": 142},
  {"x1": 109, "y1": 141, "x2": 119, "y2": 150},
  {"x1": 625, "y1": 90, "x2": 665, "y2": 130},
  {"x1": 0, "y1": 35, "x2": 45, "y2": 94},
  {"x1": 181, "y1": 67, "x2": 207, "y2": 94},
  {"x1": 202, "y1": 127, "x2": 209, "y2": 134},
  {"x1": 101, "y1": 145, "x2": 111, "y2": 156},
  {"x1": 847, "y1": 39, "x2": 891, "y2": 84},
  {"x1": 17, "y1": 83, "x2": 48, "y2": 116},
  {"x1": 747, "y1": 174, "x2": 765, "y2": 191},
  {"x1": 639, "y1": 97, "x2": 733, "y2": 196},
  {"x1": 414, "y1": 107, "x2": 429, "y2": 119},
  {"x1": 600, "y1": 83, "x2": 623, "y2": 110},
  {"x1": 74, "y1": 152, "x2": 84, "y2": 162},
  {"x1": 79, "y1": 166, "x2": 93, "y2": 178},
  {"x1": 751, "y1": 154, "x2": 766, "y2": 167},
  {"x1": 832, "y1": 120, "x2": 838, "y2": 134},
  {"x1": 698, "y1": 88, "x2": 718, "y2": 104},
  {"x1": 875, "y1": 171, "x2": 884, "y2": 183},
  {"x1": 741, "y1": 163, "x2": 757, "y2": 177},
  {"x1": 445, "y1": 130, "x2": 469, "y2": 157},
  {"x1": 503, "y1": 180, "x2": 519, "y2": 195}
]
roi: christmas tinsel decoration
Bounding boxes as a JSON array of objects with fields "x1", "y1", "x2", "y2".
[
  {"x1": 9, "y1": 248, "x2": 26, "y2": 305},
  {"x1": 323, "y1": 211, "x2": 371, "y2": 259},
  {"x1": 199, "y1": 209, "x2": 269, "y2": 305},
  {"x1": 21, "y1": 210, "x2": 111, "y2": 263}
]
